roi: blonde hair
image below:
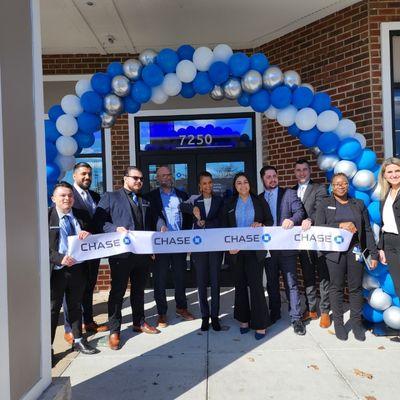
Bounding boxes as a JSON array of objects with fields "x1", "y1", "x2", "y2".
[{"x1": 378, "y1": 157, "x2": 400, "y2": 200}]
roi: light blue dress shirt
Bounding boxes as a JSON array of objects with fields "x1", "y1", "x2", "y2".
[
  {"x1": 264, "y1": 188, "x2": 279, "y2": 226},
  {"x1": 160, "y1": 188, "x2": 182, "y2": 231},
  {"x1": 235, "y1": 196, "x2": 255, "y2": 227}
]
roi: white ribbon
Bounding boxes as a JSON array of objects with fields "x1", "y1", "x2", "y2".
[{"x1": 68, "y1": 226, "x2": 353, "y2": 263}]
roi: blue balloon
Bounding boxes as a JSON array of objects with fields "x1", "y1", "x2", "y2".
[
  {"x1": 348, "y1": 184, "x2": 355, "y2": 197},
  {"x1": 271, "y1": 86, "x2": 292, "y2": 109},
  {"x1": 317, "y1": 132, "x2": 340, "y2": 154},
  {"x1": 45, "y1": 141, "x2": 57, "y2": 162},
  {"x1": 366, "y1": 262, "x2": 388, "y2": 277},
  {"x1": 142, "y1": 64, "x2": 164, "y2": 87},
  {"x1": 74, "y1": 131, "x2": 95, "y2": 148},
  {"x1": 107, "y1": 61, "x2": 124, "y2": 77},
  {"x1": 238, "y1": 92, "x2": 251, "y2": 107},
  {"x1": 77, "y1": 112, "x2": 101, "y2": 134},
  {"x1": 177, "y1": 44, "x2": 195, "y2": 61},
  {"x1": 250, "y1": 53, "x2": 269, "y2": 73},
  {"x1": 46, "y1": 162, "x2": 60, "y2": 183},
  {"x1": 156, "y1": 48, "x2": 179, "y2": 73},
  {"x1": 180, "y1": 83, "x2": 196, "y2": 98},
  {"x1": 131, "y1": 80, "x2": 151, "y2": 103},
  {"x1": 326, "y1": 169, "x2": 334, "y2": 181},
  {"x1": 331, "y1": 106, "x2": 343, "y2": 120},
  {"x1": 91, "y1": 72, "x2": 112, "y2": 95},
  {"x1": 355, "y1": 149, "x2": 377, "y2": 170},
  {"x1": 75, "y1": 145, "x2": 82, "y2": 156},
  {"x1": 80, "y1": 91, "x2": 103, "y2": 114},
  {"x1": 250, "y1": 90, "x2": 270, "y2": 112},
  {"x1": 354, "y1": 190, "x2": 371, "y2": 206},
  {"x1": 378, "y1": 271, "x2": 397, "y2": 297},
  {"x1": 337, "y1": 138, "x2": 362, "y2": 160},
  {"x1": 393, "y1": 296, "x2": 400, "y2": 307},
  {"x1": 193, "y1": 72, "x2": 213, "y2": 95},
  {"x1": 362, "y1": 303, "x2": 384, "y2": 323},
  {"x1": 229, "y1": 52, "x2": 250, "y2": 77},
  {"x1": 372, "y1": 164, "x2": 381, "y2": 180},
  {"x1": 299, "y1": 127, "x2": 320, "y2": 148},
  {"x1": 311, "y1": 92, "x2": 331, "y2": 114},
  {"x1": 288, "y1": 124, "x2": 301, "y2": 137},
  {"x1": 123, "y1": 97, "x2": 140, "y2": 114},
  {"x1": 45, "y1": 120, "x2": 61, "y2": 142},
  {"x1": 209, "y1": 62, "x2": 230, "y2": 85},
  {"x1": 48, "y1": 105, "x2": 64, "y2": 122},
  {"x1": 367, "y1": 201, "x2": 381, "y2": 225},
  {"x1": 292, "y1": 86, "x2": 314, "y2": 109},
  {"x1": 363, "y1": 288, "x2": 370, "y2": 298}
]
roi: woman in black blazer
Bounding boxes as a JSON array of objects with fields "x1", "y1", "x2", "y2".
[
  {"x1": 180, "y1": 171, "x2": 224, "y2": 331},
  {"x1": 315, "y1": 172, "x2": 378, "y2": 341},
  {"x1": 222, "y1": 172, "x2": 273, "y2": 340},
  {"x1": 378, "y1": 157, "x2": 400, "y2": 297}
]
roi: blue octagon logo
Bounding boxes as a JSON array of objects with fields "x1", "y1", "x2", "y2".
[
  {"x1": 261, "y1": 233, "x2": 271, "y2": 243},
  {"x1": 192, "y1": 236, "x2": 202, "y2": 245},
  {"x1": 123, "y1": 236, "x2": 131, "y2": 245},
  {"x1": 334, "y1": 235, "x2": 344, "y2": 244}
]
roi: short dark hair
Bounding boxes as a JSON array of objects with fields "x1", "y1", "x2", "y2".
[
  {"x1": 197, "y1": 171, "x2": 212, "y2": 182},
  {"x1": 52, "y1": 181, "x2": 73, "y2": 195},
  {"x1": 232, "y1": 172, "x2": 253, "y2": 196},
  {"x1": 124, "y1": 166, "x2": 142, "y2": 176},
  {"x1": 259, "y1": 165, "x2": 277, "y2": 178},
  {"x1": 332, "y1": 172, "x2": 348, "y2": 182},
  {"x1": 73, "y1": 162, "x2": 92, "y2": 172},
  {"x1": 295, "y1": 159, "x2": 310, "y2": 167}
]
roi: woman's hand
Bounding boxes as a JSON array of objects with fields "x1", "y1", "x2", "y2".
[
  {"x1": 339, "y1": 222, "x2": 357, "y2": 234},
  {"x1": 379, "y1": 249, "x2": 387, "y2": 265},
  {"x1": 196, "y1": 220, "x2": 206, "y2": 228},
  {"x1": 78, "y1": 230, "x2": 90, "y2": 240},
  {"x1": 193, "y1": 206, "x2": 201, "y2": 221},
  {"x1": 229, "y1": 250, "x2": 240, "y2": 255},
  {"x1": 251, "y1": 222, "x2": 262, "y2": 228},
  {"x1": 369, "y1": 259, "x2": 378, "y2": 270}
]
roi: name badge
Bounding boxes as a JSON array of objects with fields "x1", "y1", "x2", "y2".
[
  {"x1": 327, "y1": 206, "x2": 336, "y2": 210},
  {"x1": 50, "y1": 226, "x2": 60, "y2": 230}
]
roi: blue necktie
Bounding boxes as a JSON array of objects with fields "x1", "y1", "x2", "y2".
[
  {"x1": 131, "y1": 193, "x2": 138, "y2": 206},
  {"x1": 63, "y1": 215, "x2": 76, "y2": 236}
]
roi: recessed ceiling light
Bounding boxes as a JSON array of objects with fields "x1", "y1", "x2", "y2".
[{"x1": 86, "y1": 1, "x2": 94, "y2": 6}]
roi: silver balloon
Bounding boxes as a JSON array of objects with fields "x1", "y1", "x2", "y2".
[
  {"x1": 334, "y1": 160, "x2": 358, "y2": 179},
  {"x1": 317, "y1": 153, "x2": 339, "y2": 171},
  {"x1": 362, "y1": 272, "x2": 380, "y2": 290},
  {"x1": 311, "y1": 146, "x2": 321, "y2": 156},
  {"x1": 383, "y1": 306, "x2": 400, "y2": 330},
  {"x1": 284, "y1": 70, "x2": 301, "y2": 89},
  {"x1": 139, "y1": 49, "x2": 157, "y2": 66},
  {"x1": 263, "y1": 66, "x2": 284, "y2": 89},
  {"x1": 368, "y1": 288, "x2": 392, "y2": 311},
  {"x1": 241, "y1": 69, "x2": 262, "y2": 94},
  {"x1": 112, "y1": 75, "x2": 131, "y2": 97},
  {"x1": 103, "y1": 94, "x2": 123, "y2": 116},
  {"x1": 210, "y1": 85, "x2": 224, "y2": 101},
  {"x1": 370, "y1": 183, "x2": 382, "y2": 201},
  {"x1": 123, "y1": 59, "x2": 142, "y2": 80},
  {"x1": 223, "y1": 78, "x2": 242, "y2": 100},
  {"x1": 352, "y1": 170, "x2": 376, "y2": 191},
  {"x1": 100, "y1": 112, "x2": 115, "y2": 128},
  {"x1": 301, "y1": 83, "x2": 315, "y2": 94}
]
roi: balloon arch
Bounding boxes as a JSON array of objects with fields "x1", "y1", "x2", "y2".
[{"x1": 44, "y1": 43, "x2": 400, "y2": 329}]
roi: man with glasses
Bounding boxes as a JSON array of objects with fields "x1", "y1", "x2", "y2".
[{"x1": 95, "y1": 166, "x2": 159, "y2": 350}]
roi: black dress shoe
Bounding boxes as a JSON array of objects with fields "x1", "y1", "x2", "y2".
[
  {"x1": 73, "y1": 340, "x2": 98, "y2": 355},
  {"x1": 352, "y1": 323, "x2": 366, "y2": 341},
  {"x1": 292, "y1": 320, "x2": 306, "y2": 336},
  {"x1": 334, "y1": 322, "x2": 348, "y2": 341},
  {"x1": 201, "y1": 317, "x2": 209, "y2": 331},
  {"x1": 211, "y1": 317, "x2": 221, "y2": 331}
]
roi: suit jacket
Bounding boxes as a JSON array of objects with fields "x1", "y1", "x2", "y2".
[
  {"x1": 72, "y1": 186, "x2": 100, "y2": 214},
  {"x1": 292, "y1": 180, "x2": 327, "y2": 223},
  {"x1": 144, "y1": 187, "x2": 192, "y2": 231},
  {"x1": 315, "y1": 196, "x2": 378, "y2": 263},
  {"x1": 378, "y1": 190, "x2": 400, "y2": 249},
  {"x1": 48, "y1": 206, "x2": 91, "y2": 274},
  {"x1": 222, "y1": 193, "x2": 273, "y2": 263}
]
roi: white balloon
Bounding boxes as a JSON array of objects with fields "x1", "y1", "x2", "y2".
[
  {"x1": 55, "y1": 136, "x2": 78, "y2": 157},
  {"x1": 161, "y1": 73, "x2": 182, "y2": 97},
  {"x1": 151, "y1": 86, "x2": 169, "y2": 105},
  {"x1": 362, "y1": 272, "x2": 380, "y2": 290},
  {"x1": 334, "y1": 160, "x2": 358, "y2": 178},
  {"x1": 264, "y1": 105, "x2": 278, "y2": 120},
  {"x1": 75, "y1": 79, "x2": 93, "y2": 97},
  {"x1": 334, "y1": 118, "x2": 356, "y2": 140},
  {"x1": 368, "y1": 288, "x2": 392, "y2": 311},
  {"x1": 372, "y1": 222, "x2": 380, "y2": 243},
  {"x1": 316, "y1": 110, "x2": 340, "y2": 132},
  {"x1": 383, "y1": 306, "x2": 400, "y2": 330},
  {"x1": 370, "y1": 182, "x2": 382, "y2": 201},
  {"x1": 295, "y1": 107, "x2": 318, "y2": 131},
  {"x1": 61, "y1": 94, "x2": 83, "y2": 117},
  {"x1": 354, "y1": 132, "x2": 367, "y2": 149},
  {"x1": 352, "y1": 169, "x2": 376, "y2": 191},
  {"x1": 193, "y1": 47, "x2": 214, "y2": 72},
  {"x1": 276, "y1": 105, "x2": 298, "y2": 127},
  {"x1": 176, "y1": 60, "x2": 197, "y2": 83},
  {"x1": 56, "y1": 114, "x2": 78, "y2": 137},
  {"x1": 301, "y1": 83, "x2": 314, "y2": 94},
  {"x1": 213, "y1": 44, "x2": 233, "y2": 63},
  {"x1": 317, "y1": 153, "x2": 339, "y2": 171},
  {"x1": 55, "y1": 154, "x2": 76, "y2": 171}
]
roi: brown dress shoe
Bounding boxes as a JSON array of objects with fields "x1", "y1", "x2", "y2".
[
  {"x1": 109, "y1": 333, "x2": 120, "y2": 350},
  {"x1": 96, "y1": 324, "x2": 109, "y2": 333},
  {"x1": 176, "y1": 308, "x2": 195, "y2": 321},
  {"x1": 319, "y1": 312, "x2": 331, "y2": 328},
  {"x1": 133, "y1": 322, "x2": 160, "y2": 334},
  {"x1": 157, "y1": 315, "x2": 168, "y2": 328},
  {"x1": 83, "y1": 322, "x2": 99, "y2": 333},
  {"x1": 64, "y1": 332, "x2": 74, "y2": 345},
  {"x1": 302, "y1": 311, "x2": 318, "y2": 321}
]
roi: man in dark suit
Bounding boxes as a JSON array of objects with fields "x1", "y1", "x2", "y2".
[
  {"x1": 292, "y1": 159, "x2": 331, "y2": 329},
  {"x1": 145, "y1": 165, "x2": 194, "y2": 328},
  {"x1": 49, "y1": 181, "x2": 97, "y2": 355},
  {"x1": 259, "y1": 165, "x2": 306, "y2": 335},
  {"x1": 95, "y1": 166, "x2": 159, "y2": 350}
]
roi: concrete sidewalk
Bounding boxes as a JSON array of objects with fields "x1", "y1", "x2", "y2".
[{"x1": 52, "y1": 289, "x2": 400, "y2": 400}]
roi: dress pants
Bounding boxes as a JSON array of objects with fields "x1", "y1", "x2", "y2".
[
  {"x1": 265, "y1": 251, "x2": 302, "y2": 322},
  {"x1": 108, "y1": 254, "x2": 150, "y2": 334},
  {"x1": 325, "y1": 251, "x2": 364, "y2": 324},
  {"x1": 299, "y1": 250, "x2": 330, "y2": 313},
  {"x1": 233, "y1": 251, "x2": 269, "y2": 330},
  {"x1": 192, "y1": 251, "x2": 222, "y2": 318},
  {"x1": 383, "y1": 232, "x2": 400, "y2": 296},
  {"x1": 153, "y1": 253, "x2": 188, "y2": 315},
  {"x1": 51, "y1": 264, "x2": 86, "y2": 344}
]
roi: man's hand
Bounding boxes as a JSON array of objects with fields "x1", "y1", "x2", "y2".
[
  {"x1": 197, "y1": 220, "x2": 206, "y2": 228},
  {"x1": 379, "y1": 249, "x2": 387, "y2": 265},
  {"x1": 339, "y1": 222, "x2": 357, "y2": 234},
  {"x1": 369, "y1": 259, "x2": 378, "y2": 270},
  {"x1": 229, "y1": 250, "x2": 240, "y2": 255},
  {"x1": 282, "y1": 219, "x2": 294, "y2": 229},
  {"x1": 193, "y1": 206, "x2": 201, "y2": 221},
  {"x1": 301, "y1": 219, "x2": 312, "y2": 231},
  {"x1": 116, "y1": 227, "x2": 128, "y2": 233},
  {"x1": 160, "y1": 225, "x2": 168, "y2": 232},
  {"x1": 61, "y1": 255, "x2": 76, "y2": 267},
  {"x1": 251, "y1": 222, "x2": 262, "y2": 228},
  {"x1": 78, "y1": 230, "x2": 90, "y2": 240}
]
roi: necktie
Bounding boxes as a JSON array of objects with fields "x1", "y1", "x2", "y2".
[
  {"x1": 299, "y1": 185, "x2": 306, "y2": 201},
  {"x1": 81, "y1": 191, "x2": 94, "y2": 215},
  {"x1": 63, "y1": 215, "x2": 76, "y2": 236},
  {"x1": 131, "y1": 193, "x2": 139, "y2": 206},
  {"x1": 266, "y1": 191, "x2": 272, "y2": 205}
]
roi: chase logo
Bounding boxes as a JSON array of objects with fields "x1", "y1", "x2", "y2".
[
  {"x1": 123, "y1": 236, "x2": 131, "y2": 245},
  {"x1": 192, "y1": 236, "x2": 202, "y2": 245},
  {"x1": 261, "y1": 233, "x2": 271, "y2": 243},
  {"x1": 334, "y1": 235, "x2": 344, "y2": 244}
]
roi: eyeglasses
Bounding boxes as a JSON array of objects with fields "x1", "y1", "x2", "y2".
[
  {"x1": 126, "y1": 175, "x2": 144, "y2": 182},
  {"x1": 332, "y1": 182, "x2": 348, "y2": 187}
]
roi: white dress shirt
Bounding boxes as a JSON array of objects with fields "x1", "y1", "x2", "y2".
[{"x1": 382, "y1": 191, "x2": 399, "y2": 234}]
